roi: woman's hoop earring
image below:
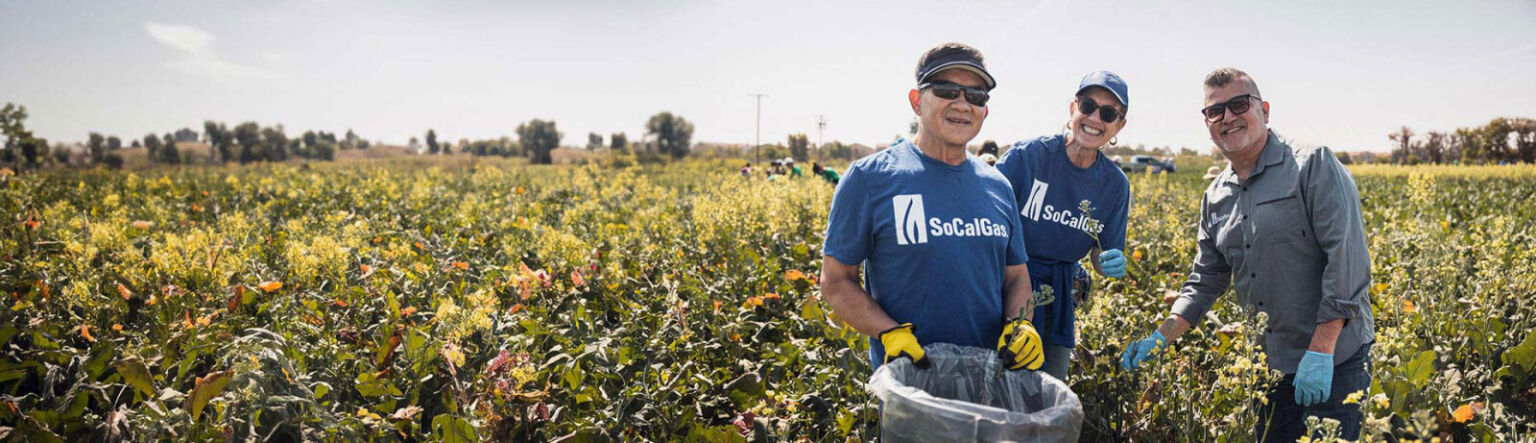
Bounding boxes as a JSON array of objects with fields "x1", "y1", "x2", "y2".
[{"x1": 1110, "y1": 136, "x2": 1119, "y2": 146}]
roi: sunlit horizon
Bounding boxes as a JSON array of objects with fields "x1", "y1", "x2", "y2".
[{"x1": 3, "y1": 0, "x2": 1533, "y2": 153}]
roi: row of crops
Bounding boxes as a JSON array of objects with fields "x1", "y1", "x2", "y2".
[{"x1": 0, "y1": 159, "x2": 1532, "y2": 440}]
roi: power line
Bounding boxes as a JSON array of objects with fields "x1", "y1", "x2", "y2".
[
  {"x1": 749, "y1": 93, "x2": 767, "y2": 163},
  {"x1": 816, "y1": 115, "x2": 827, "y2": 162}
]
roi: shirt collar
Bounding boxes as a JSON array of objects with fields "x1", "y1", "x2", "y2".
[
  {"x1": 1216, "y1": 130, "x2": 1285, "y2": 187},
  {"x1": 1249, "y1": 130, "x2": 1286, "y2": 178},
  {"x1": 1222, "y1": 129, "x2": 1284, "y2": 185}
]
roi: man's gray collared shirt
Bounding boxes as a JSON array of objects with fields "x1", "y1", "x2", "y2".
[{"x1": 1171, "y1": 131, "x2": 1375, "y2": 374}]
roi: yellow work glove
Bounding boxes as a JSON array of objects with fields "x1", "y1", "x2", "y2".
[
  {"x1": 997, "y1": 317, "x2": 1044, "y2": 371},
  {"x1": 878, "y1": 323, "x2": 930, "y2": 369}
]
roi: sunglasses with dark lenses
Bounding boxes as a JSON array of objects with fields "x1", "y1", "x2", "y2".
[
  {"x1": 920, "y1": 81, "x2": 990, "y2": 107},
  {"x1": 1201, "y1": 94, "x2": 1261, "y2": 123},
  {"x1": 1077, "y1": 97, "x2": 1122, "y2": 123}
]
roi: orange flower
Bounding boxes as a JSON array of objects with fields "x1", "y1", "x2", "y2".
[
  {"x1": 450, "y1": 261, "x2": 469, "y2": 271},
  {"x1": 516, "y1": 186, "x2": 525, "y2": 195},
  {"x1": 80, "y1": 324, "x2": 95, "y2": 342},
  {"x1": 729, "y1": 333, "x2": 741, "y2": 342},
  {"x1": 713, "y1": 300, "x2": 722, "y2": 312},
  {"x1": 518, "y1": 280, "x2": 533, "y2": 300},
  {"x1": 360, "y1": 264, "x2": 372, "y2": 274},
  {"x1": 571, "y1": 270, "x2": 585, "y2": 286},
  {"x1": 24, "y1": 219, "x2": 39, "y2": 229},
  {"x1": 258, "y1": 281, "x2": 283, "y2": 292},
  {"x1": 229, "y1": 285, "x2": 245, "y2": 311},
  {"x1": 1452, "y1": 402, "x2": 1483, "y2": 423},
  {"x1": 784, "y1": 269, "x2": 805, "y2": 281},
  {"x1": 743, "y1": 296, "x2": 764, "y2": 309},
  {"x1": 117, "y1": 283, "x2": 133, "y2": 300},
  {"x1": 763, "y1": 293, "x2": 781, "y2": 301},
  {"x1": 509, "y1": 303, "x2": 524, "y2": 314},
  {"x1": 112, "y1": 323, "x2": 123, "y2": 332},
  {"x1": 1132, "y1": 250, "x2": 1144, "y2": 261},
  {"x1": 1402, "y1": 299, "x2": 1416, "y2": 314},
  {"x1": 401, "y1": 306, "x2": 417, "y2": 316}
]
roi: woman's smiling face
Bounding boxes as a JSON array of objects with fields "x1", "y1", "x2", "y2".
[{"x1": 1069, "y1": 86, "x2": 1127, "y2": 150}]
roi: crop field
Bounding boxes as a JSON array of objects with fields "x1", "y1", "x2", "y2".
[{"x1": 0, "y1": 158, "x2": 1533, "y2": 441}]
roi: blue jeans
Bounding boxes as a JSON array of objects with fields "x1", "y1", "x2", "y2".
[
  {"x1": 1255, "y1": 343, "x2": 1373, "y2": 442},
  {"x1": 1042, "y1": 344, "x2": 1072, "y2": 382}
]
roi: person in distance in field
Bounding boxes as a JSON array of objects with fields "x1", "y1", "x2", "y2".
[
  {"x1": 811, "y1": 162, "x2": 840, "y2": 185},
  {"x1": 992, "y1": 71, "x2": 1134, "y2": 382},
  {"x1": 820, "y1": 42, "x2": 1041, "y2": 373},
  {"x1": 1120, "y1": 67, "x2": 1376, "y2": 441}
]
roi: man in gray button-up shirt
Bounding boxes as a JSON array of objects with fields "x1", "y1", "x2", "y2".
[{"x1": 1120, "y1": 68, "x2": 1375, "y2": 441}]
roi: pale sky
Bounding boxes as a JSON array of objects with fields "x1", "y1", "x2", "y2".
[{"x1": 3, "y1": 0, "x2": 1534, "y2": 152}]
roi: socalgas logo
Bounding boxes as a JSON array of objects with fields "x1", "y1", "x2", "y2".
[
  {"x1": 1020, "y1": 180, "x2": 1105, "y2": 235},
  {"x1": 892, "y1": 194, "x2": 1009, "y2": 245}
]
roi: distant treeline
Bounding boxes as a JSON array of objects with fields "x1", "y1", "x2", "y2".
[
  {"x1": 416, "y1": 112, "x2": 697, "y2": 165},
  {"x1": 1366, "y1": 117, "x2": 1536, "y2": 165},
  {"x1": 6, "y1": 102, "x2": 1000, "y2": 171},
  {"x1": 0, "y1": 102, "x2": 373, "y2": 170},
  {"x1": 199, "y1": 121, "x2": 370, "y2": 165}
]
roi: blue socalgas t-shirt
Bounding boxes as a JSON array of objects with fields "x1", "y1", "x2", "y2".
[
  {"x1": 994, "y1": 134, "x2": 1130, "y2": 347},
  {"x1": 822, "y1": 140, "x2": 1028, "y2": 369}
]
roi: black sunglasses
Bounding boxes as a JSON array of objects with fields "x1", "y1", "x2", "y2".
[
  {"x1": 1201, "y1": 94, "x2": 1261, "y2": 123},
  {"x1": 1077, "y1": 97, "x2": 1123, "y2": 123},
  {"x1": 920, "y1": 81, "x2": 990, "y2": 107}
]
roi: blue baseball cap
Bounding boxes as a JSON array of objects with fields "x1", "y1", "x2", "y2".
[{"x1": 1077, "y1": 71, "x2": 1129, "y2": 109}]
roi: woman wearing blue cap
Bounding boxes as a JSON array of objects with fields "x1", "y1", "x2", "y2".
[{"x1": 993, "y1": 71, "x2": 1133, "y2": 381}]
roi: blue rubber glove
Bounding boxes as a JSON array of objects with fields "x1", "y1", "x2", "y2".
[
  {"x1": 1120, "y1": 330, "x2": 1166, "y2": 371},
  {"x1": 1294, "y1": 351, "x2": 1334, "y2": 406},
  {"x1": 1099, "y1": 249, "x2": 1126, "y2": 278}
]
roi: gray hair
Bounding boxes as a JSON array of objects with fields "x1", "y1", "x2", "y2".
[{"x1": 1204, "y1": 67, "x2": 1261, "y2": 98}]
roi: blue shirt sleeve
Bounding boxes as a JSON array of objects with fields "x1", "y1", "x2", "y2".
[
  {"x1": 1006, "y1": 196, "x2": 1028, "y2": 266},
  {"x1": 821, "y1": 165, "x2": 871, "y2": 266},
  {"x1": 996, "y1": 142, "x2": 1033, "y2": 266},
  {"x1": 995, "y1": 141, "x2": 1033, "y2": 194},
  {"x1": 1100, "y1": 180, "x2": 1130, "y2": 251}
]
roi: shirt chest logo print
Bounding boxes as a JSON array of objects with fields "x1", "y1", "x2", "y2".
[
  {"x1": 1021, "y1": 179, "x2": 1049, "y2": 221},
  {"x1": 892, "y1": 194, "x2": 1009, "y2": 246},
  {"x1": 1020, "y1": 179, "x2": 1104, "y2": 235},
  {"x1": 892, "y1": 194, "x2": 929, "y2": 245}
]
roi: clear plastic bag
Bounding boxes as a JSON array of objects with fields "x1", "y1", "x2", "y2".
[{"x1": 867, "y1": 343, "x2": 1083, "y2": 442}]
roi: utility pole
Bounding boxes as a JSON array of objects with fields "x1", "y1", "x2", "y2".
[
  {"x1": 749, "y1": 93, "x2": 768, "y2": 163},
  {"x1": 816, "y1": 115, "x2": 827, "y2": 162}
]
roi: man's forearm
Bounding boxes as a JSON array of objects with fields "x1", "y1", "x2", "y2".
[
  {"x1": 1308, "y1": 318, "x2": 1345, "y2": 354},
  {"x1": 823, "y1": 284, "x2": 897, "y2": 337},
  {"x1": 1156, "y1": 314, "x2": 1194, "y2": 341},
  {"x1": 1003, "y1": 265, "x2": 1032, "y2": 321}
]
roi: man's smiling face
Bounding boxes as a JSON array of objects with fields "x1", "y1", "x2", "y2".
[
  {"x1": 914, "y1": 68, "x2": 987, "y2": 148},
  {"x1": 1204, "y1": 79, "x2": 1269, "y2": 155}
]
